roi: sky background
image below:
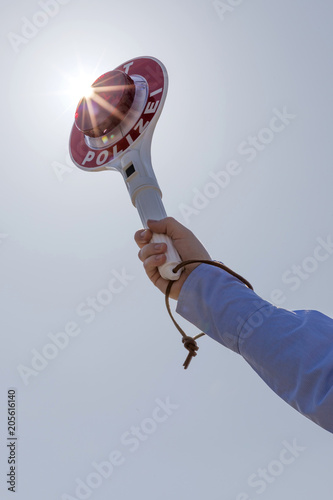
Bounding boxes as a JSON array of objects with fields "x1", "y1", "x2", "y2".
[{"x1": 0, "y1": 0, "x2": 332, "y2": 499}]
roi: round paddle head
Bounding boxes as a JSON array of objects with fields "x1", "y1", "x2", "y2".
[{"x1": 69, "y1": 56, "x2": 168, "y2": 171}]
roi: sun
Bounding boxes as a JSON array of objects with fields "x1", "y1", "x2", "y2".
[
  {"x1": 47, "y1": 53, "x2": 111, "y2": 119},
  {"x1": 68, "y1": 72, "x2": 96, "y2": 102}
]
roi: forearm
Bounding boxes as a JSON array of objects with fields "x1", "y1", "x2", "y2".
[{"x1": 176, "y1": 263, "x2": 333, "y2": 433}]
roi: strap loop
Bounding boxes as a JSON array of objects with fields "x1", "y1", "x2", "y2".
[{"x1": 165, "y1": 260, "x2": 254, "y2": 369}]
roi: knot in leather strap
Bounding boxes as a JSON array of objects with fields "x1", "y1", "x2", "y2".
[
  {"x1": 165, "y1": 259, "x2": 253, "y2": 370},
  {"x1": 182, "y1": 335, "x2": 199, "y2": 369}
]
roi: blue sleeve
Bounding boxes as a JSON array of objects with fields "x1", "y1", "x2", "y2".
[{"x1": 176, "y1": 263, "x2": 333, "y2": 433}]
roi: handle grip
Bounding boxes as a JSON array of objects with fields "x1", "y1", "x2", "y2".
[
  {"x1": 134, "y1": 187, "x2": 182, "y2": 281},
  {"x1": 150, "y1": 232, "x2": 182, "y2": 281}
]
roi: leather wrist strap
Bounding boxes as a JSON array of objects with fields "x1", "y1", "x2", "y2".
[{"x1": 165, "y1": 260, "x2": 254, "y2": 370}]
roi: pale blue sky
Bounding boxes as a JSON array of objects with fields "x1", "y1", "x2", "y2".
[{"x1": 0, "y1": 1, "x2": 332, "y2": 499}]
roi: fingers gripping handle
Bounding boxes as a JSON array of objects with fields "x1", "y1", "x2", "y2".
[
  {"x1": 150, "y1": 233, "x2": 182, "y2": 281},
  {"x1": 134, "y1": 188, "x2": 182, "y2": 281}
]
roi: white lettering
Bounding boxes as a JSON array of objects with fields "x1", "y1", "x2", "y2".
[
  {"x1": 134, "y1": 119, "x2": 150, "y2": 134},
  {"x1": 144, "y1": 101, "x2": 159, "y2": 114},
  {"x1": 123, "y1": 62, "x2": 134, "y2": 74},
  {"x1": 82, "y1": 151, "x2": 95, "y2": 165},
  {"x1": 96, "y1": 151, "x2": 109, "y2": 166},
  {"x1": 150, "y1": 88, "x2": 163, "y2": 97},
  {"x1": 126, "y1": 134, "x2": 134, "y2": 145}
]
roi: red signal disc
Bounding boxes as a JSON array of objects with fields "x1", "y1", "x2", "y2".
[{"x1": 69, "y1": 56, "x2": 167, "y2": 170}]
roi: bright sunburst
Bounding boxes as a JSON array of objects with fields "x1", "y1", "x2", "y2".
[
  {"x1": 46, "y1": 52, "x2": 110, "y2": 119},
  {"x1": 67, "y1": 72, "x2": 95, "y2": 102}
]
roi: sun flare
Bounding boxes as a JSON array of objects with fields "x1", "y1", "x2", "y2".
[{"x1": 68, "y1": 73, "x2": 96, "y2": 103}]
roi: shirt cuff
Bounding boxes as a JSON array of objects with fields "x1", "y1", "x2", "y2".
[{"x1": 176, "y1": 262, "x2": 270, "y2": 354}]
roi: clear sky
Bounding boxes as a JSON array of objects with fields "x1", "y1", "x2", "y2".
[{"x1": 0, "y1": 1, "x2": 332, "y2": 499}]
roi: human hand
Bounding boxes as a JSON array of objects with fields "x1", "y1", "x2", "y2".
[{"x1": 134, "y1": 217, "x2": 211, "y2": 300}]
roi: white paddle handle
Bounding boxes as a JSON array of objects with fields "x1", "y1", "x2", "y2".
[
  {"x1": 150, "y1": 232, "x2": 182, "y2": 281},
  {"x1": 134, "y1": 188, "x2": 182, "y2": 281}
]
